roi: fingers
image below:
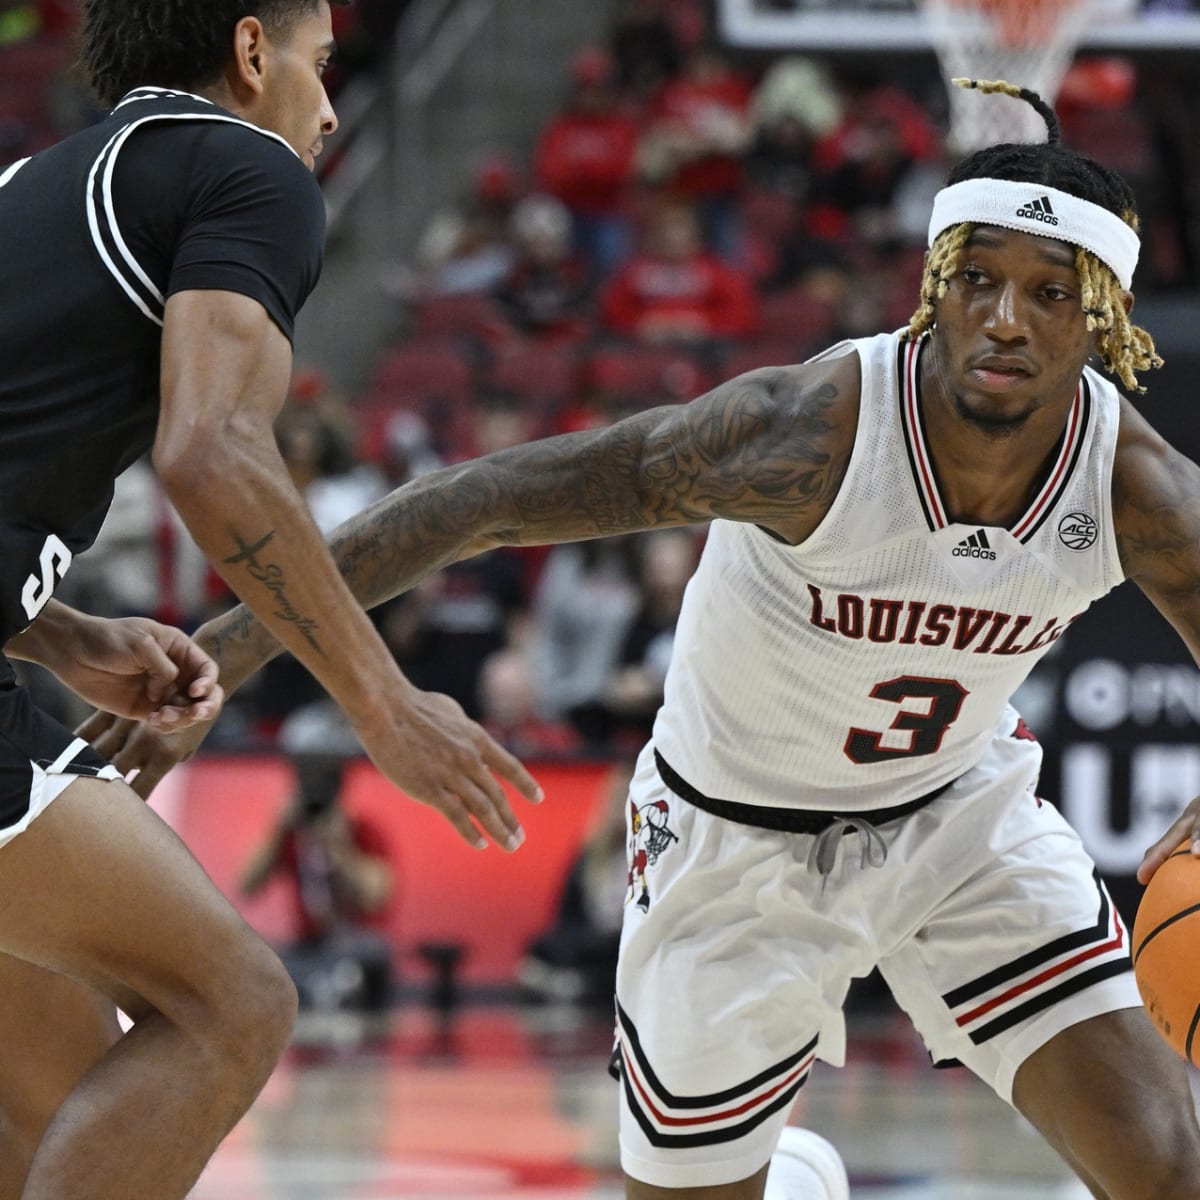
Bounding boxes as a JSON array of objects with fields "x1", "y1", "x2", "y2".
[
  {"x1": 456, "y1": 773, "x2": 528, "y2": 852},
  {"x1": 444, "y1": 728, "x2": 541, "y2": 850},
  {"x1": 145, "y1": 682, "x2": 225, "y2": 731},
  {"x1": 133, "y1": 630, "x2": 181, "y2": 705},
  {"x1": 76, "y1": 712, "x2": 138, "y2": 762},
  {"x1": 480, "y1": 737, "x2": 544, "y2": 806},
  {"x1": 74, "y1": 711, "x2": 176, "y2": 798},
  {"x1": 1139, "y1": 821, "x2": 1198, "y2": 885},
  {"x1": 151, "y1": 624, "x2": 220, "y2": 696},
  {"x1": 75, "y1": 708, "x2": 117, "y2": 748},
  {"x1": 177, "y1": 638, "x2": 221, "y2": 700}
]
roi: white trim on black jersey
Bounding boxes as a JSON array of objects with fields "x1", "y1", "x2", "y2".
[
  {"x1": 0, "y1": 158, "x2": 30, "y2": 189},
  {"x1": 114, "y1": 86, "x2": 214, "y2": 110},
  {"x1": 86, "y1": 96, "x2": 299, "y2": 327}
]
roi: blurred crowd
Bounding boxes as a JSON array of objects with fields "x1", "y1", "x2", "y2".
[{"x1": 5, "y1": 0, "x2": 1200, "y2": 767}]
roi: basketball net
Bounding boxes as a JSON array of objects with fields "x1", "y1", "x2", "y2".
[{"x1": 918, "y1": 0, "x2": 1092, "y2": 154}]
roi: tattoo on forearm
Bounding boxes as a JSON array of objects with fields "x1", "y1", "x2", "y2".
[
  {"x1": 207, "y1": 369, "x2": 850, "y2": 666},
  {"x1": 223, "y1": 531, "x2": 324, "y2": 655},
  {"x1": 207, "y1": 605, "x2": 254, "y2": 661}
]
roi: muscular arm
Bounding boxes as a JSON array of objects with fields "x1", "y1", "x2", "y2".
[
  {"x1": 156, "y1": 290, "x2": 408, "y2": 722},
  {"x1": 201, "y1": 350, "x2": 862, "y2": 692},
  {"x1": 1113, "y1": 399, "x2": 1200, "y2": 663},
  {"x1": 151, "y1": 289, "x2": 541, "y2": 849},
  {"x1": 1112, "y1": 399, "x2": 1200, "y2": 878}
]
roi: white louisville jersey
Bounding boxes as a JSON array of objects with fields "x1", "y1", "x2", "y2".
[{"x1": 651, "y1": 329, "x2": 1126, "y2": 812}]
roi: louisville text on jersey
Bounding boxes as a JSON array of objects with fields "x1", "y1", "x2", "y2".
[{"x1": 807, "y1": 583, "x2": 1082, "y2": 654}]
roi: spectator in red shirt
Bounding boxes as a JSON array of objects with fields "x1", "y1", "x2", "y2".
[
  {"x1": 600, "y1": 198, "x2": 758, "y2": 343},
  {"x1": 636, "y1": 46, "x2": 754, "y2": 258},
  {"x1": 534, "y1": 47, "x2": 641, "y2": 278}
]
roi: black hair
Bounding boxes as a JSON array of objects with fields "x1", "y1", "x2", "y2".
[
  {"x1": 907, "y1": 79, "x2": 1161, "y2": 390},
  {"x1": 82, "y1": 0, "x2": 347, "y2": 107}
]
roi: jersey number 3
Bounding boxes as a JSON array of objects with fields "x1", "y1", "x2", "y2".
[
  {"x1": 22, "y1": 534, "x2": 73, "y2": 622},
  {"x1": 844, "y1": 676, "x2": 968, "y2": 764}
]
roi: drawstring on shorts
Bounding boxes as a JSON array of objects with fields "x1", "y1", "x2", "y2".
[
  {"x1": 652, "y1": 749, "x2": 952, "y2": 890},
  {"x1": 806, "y1": 817, "x2": 888, "y2": 887}
]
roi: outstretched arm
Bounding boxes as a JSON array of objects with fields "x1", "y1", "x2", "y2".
[
  {"x1": 1111, "y1": 400, "x2": 1200, "y2": 881},
  {"x1": 206, "y1": 353, "x2": 860, "y2": 689},
  {"x1": 82, "y1": 351, "x2": 862, "y2": 787}
]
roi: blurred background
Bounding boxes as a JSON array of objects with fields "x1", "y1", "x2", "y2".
[{"x1": 3, "y1": 1, "x2": 1200, "y2": 1194}]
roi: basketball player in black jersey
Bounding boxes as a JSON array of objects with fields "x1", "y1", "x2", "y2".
[{"x1": 0, "y1": 2, "x2": 540, "y2": 1197}]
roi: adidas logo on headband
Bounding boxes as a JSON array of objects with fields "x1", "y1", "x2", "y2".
[
  {"x1": 929, "y1": 178, "x2": 1140, "y2": 289},
  {"x1": 1014, "y1": 195, "x2": 1058, "y2": 226}
]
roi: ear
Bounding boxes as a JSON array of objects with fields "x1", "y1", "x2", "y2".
[
  {"x1": 230, "y1": 16, "x2": 269, "y2": 98},
  {"x1": 1121, "y1": 289, "x2": 1135, "y2": 317}
]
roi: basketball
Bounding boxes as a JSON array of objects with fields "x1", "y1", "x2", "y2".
[{"x1": 1133, "y1": 842, "x2": 1200, "y2": 1063}]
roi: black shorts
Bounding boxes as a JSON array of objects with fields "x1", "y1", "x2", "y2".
[{"x1": 0, "y1": 678, "x2": 118, "y2": 841}]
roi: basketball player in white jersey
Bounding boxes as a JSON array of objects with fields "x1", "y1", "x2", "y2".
[{"x1": 89, "y1": 80, "x2": 1200, "y2": 1198}]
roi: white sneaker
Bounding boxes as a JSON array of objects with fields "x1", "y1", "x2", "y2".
[{"x1": 764, "y1": 1127, "x2": 850, "y2": 1200}]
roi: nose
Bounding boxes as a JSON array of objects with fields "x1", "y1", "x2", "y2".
[
  {"x1": 984, "y1": 280, "x2": 1029, "y2": 343},
  {"x1": 321, "y1": 88, "x2": 338, "y2": 137}
]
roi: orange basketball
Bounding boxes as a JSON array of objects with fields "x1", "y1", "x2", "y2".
[{"x1": 1133, "y1": 841, "x2": 1200, "y2": 1064}]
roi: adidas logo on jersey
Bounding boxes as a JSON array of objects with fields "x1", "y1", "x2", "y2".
[
  {"x1": 1015, "y1": 195, "x2": 1058, "y2": 226},
  {"x1": 952, "y1": 529, "x2": 996, "y2": 560}
]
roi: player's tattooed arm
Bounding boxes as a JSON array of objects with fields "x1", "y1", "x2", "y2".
[
  {"x1": 198, "y1": 355, "x2": 860, "y2": 681},
  {"x1": 1113, "y1": 398, "x2": 1200, "y2": 664},
  {"x1": 327, "y1": 356, "x2": 856, "y2": 590},
  {"x1": 1115, "y1": 400, "x2": 1200, "y2": 881}
]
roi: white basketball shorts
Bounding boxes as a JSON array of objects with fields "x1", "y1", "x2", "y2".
[{"x1": 614, "y1": 707, "x2": 1141, "y2": 1189}]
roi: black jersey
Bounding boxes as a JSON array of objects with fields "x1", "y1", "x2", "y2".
[{"x1": 0, "y1": 86, "x2": 326, "y2": 645}]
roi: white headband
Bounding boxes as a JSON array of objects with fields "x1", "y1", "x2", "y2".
[{"x1": 928, "y1": 178, "x2": 1140, "y2": 290}]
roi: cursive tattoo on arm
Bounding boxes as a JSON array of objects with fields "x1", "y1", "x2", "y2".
[{"x1": 223, "y1": 530, "x2": 324, "y2": 656}]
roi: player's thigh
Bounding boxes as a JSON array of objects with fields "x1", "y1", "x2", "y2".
[
  {"x1": 879, "y1": 787, "x2": 1138, "y2": 1105},
  {"x1": 616, "y1": 748, "x2": 869, "y2": 1191},
  {"x1": 1013, "y1": 1008, "x2": 1200, "y2": 1199},
  {"x1": 0, "y1": 776, "x2": 293, "y2": 1029},
  {"x1": 0, "y1": 952, "x2": 121, "y2": 1136}
]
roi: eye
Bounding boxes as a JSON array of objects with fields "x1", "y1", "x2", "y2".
[
  {"x1": 1043, "y1": 284, "x2": 1075, "y2": 302},
  {"x1": 960, "y1": 264, "x2": 988, "y2": 285}
]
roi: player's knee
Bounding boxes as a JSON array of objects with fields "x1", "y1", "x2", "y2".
[
  {"x1": 191, "y1": 932, "x2": 297, "y2": 1088},
  {"x1": 228, "y1": 940, "x2": 298, "y2": 1077}
]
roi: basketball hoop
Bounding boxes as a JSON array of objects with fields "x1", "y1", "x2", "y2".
[{"x1": 918, "y1": 0, "x2": 1093, "y2": 154}]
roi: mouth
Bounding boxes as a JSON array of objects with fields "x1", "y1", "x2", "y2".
[{"x1": 968, "y1": 355, "x2": 1034, "y2": 393}]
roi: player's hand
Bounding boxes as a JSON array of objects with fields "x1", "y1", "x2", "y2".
[
  {"x1": 75, "y1": 709, "x2": 214, "y2": 798},
  {"x1": 1138, "y1": 799, "x2": 1200, "y2": 884},
  {"x1": 56, "y1": 615, "x2": 223, "y2": 730},
  {"x1": 351, "y1": 685, "x2": 542, "y2": 852}
]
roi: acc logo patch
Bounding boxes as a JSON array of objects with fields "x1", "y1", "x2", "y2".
[{"x1": 1058, "y1": 511, "x2": 1097, "y2": 551}]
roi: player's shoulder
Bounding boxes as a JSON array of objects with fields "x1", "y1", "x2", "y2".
[
  {"x1": 184, "y1": 116, "x2": 316, "y2": 191},
  {"x1": 120, "y1": 108, "x2": 314, "y2": 189},
  {"x1": 117, "y1": 112, "x2": 323, "y2": 229},
  {"x1": 731, "y1": 339, "x2": 863, "y2": 424},
  {"x1": 1112, "y1": 393, "x2": 1200, "y2": 510}
]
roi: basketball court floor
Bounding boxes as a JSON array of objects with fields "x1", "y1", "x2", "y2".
[{"x1": 189, "y1": 998, "x2": 1195, "y2": 1199}]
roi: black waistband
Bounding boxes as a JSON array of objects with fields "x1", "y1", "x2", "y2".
[{"x1": 653, "y1": 749, "x2": 951, "y2": 835}]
